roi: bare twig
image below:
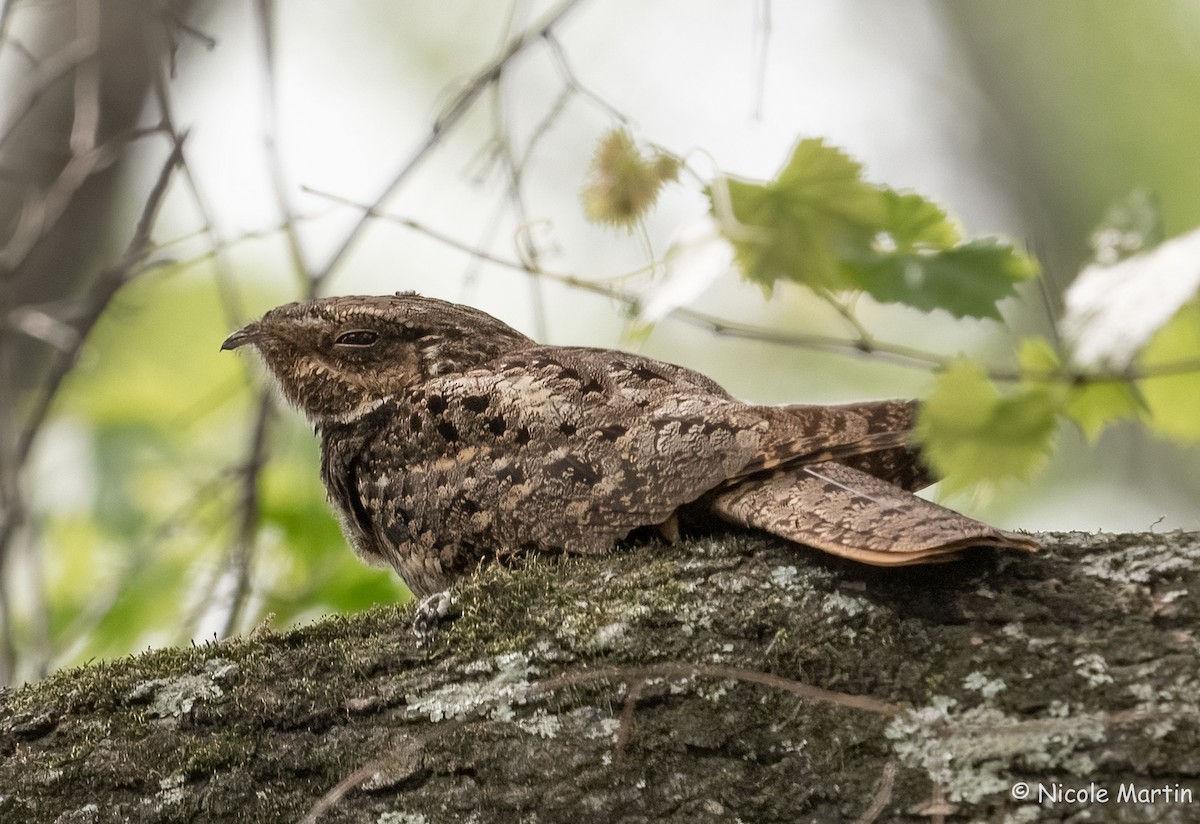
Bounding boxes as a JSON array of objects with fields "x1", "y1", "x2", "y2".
[
  {"x1": 613, "y1": 676, "x2": 645, "y2": 763},
  {"x1": 488, "y1": 53, "x2": 549, "y2": 339},
  {"x1": 0, "y1": 562, "x2": 13, "y2": 684},
  {"x1": 14, "y1": 137, "x2": 182, "y2": 470},
  {"x1": 68, "y1": 0, "x2": 102, "y2": 156},
  {"x1": 297, "y1": 759, "x2": 386, "y2": 824},
  {"x1": 533, "y1": 661, "x2": 903, "y2": 717},
  {"x1": 855, "y1": 760, "x2": 899, "y2": 824},
  {"x1": 543, "y1": 32, "x2": 626, "y2": 124},
  {"x1": 908, "y1": 782, "x2": 955, "y2": 823},
  {"x1": 480, "y1": 12, "x2": 628, "y2": 338},
  {"x1": 188, "y1": 0, "x2": 316, "y2": 638},
  {"x1": 311, "y1": 0, "x2": 589, "y2": 285},
  {"x1": 303, "y1": 187, "x2": 1200, "y2": 386},
  {"x1": 0, "y1": 3, "x2": 28, "y2": 62},
  {"x1": 0, "y1": 28, "x2": 100, "y2": 153},
  {"x1": 751, "y1": 0, "x2": 773, "y2": 120},
  {"x1": 253, "y1": 0, "x2": 315, "y2": 293},
  {"x1": 0, "y1": 118, "x2": 182, "y2": 680},
  {"x1": 219, "y1": 390, "x2": 272, "y2": 638},
  {"x1": 298, "y1": 736, "x2": 427, "y2": 824},
  {"x1": 145, "y1": 21, "x2": 246, "y2": 326}
]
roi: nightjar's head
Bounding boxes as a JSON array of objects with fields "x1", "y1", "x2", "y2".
[{"x1": 222, "y1": 294, "x2": 533, "y2": 425}]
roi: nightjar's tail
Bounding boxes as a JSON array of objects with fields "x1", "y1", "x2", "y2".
[{"x1": 708, "y1": 461, "x2": 1038, "y2": 566}]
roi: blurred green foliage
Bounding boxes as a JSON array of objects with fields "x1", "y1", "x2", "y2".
[
  {"x1": 33, "y1": 274, "x2": 404, "y2": 671},
  {"x1": 942, "y1": 3, "x2": 1200, "y2": 249},
  {"x1": 1140, "y1": 300, "x2": 1200, "y2": 442},
  {"x1": 588, "y1": 131, "x2": 1200, "y2": 493},
  {"x1": 714, "y1": 138, "x2": 1038, "y2": 319}
]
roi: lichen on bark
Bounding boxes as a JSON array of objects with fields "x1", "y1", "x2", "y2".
[{"x1": 2, "y1": 530, "x2": 1198, "y2": 822}]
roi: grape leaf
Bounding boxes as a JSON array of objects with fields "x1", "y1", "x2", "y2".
[
  {"x1": 1016, "y1": 336, "x2": 1143, "y2": 441},
  {"x1": 1016, "y1": 336, "x2": 1062, "y2": 377},
  {"x1": 712, "y1": 138, "x2": 1037, "y2": 319},
  {"x1": 916, "y1": 358, "x2": 1059, "y2": 491},
  {"x1": 1138, "y1": 299, "x2": 1200, "y2": 441},
  {"x1": 845, "y1": 241, "x2": 1039, "y2": 320},
  {"x1": 716, "y1": 138, "x2": 886, "y2": 291},
  {"x1": 881, "y1": 190, "x2": 961, "y2": 250},
  {"x1": 1066, "y1": 381, "x2": 1143, "y2": 441}
]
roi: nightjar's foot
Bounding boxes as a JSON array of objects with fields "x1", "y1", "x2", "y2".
[{"x1": 412, "y1": 590, "x2": 456, "y2": 644}]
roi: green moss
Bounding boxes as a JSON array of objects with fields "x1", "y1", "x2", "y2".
[
  {"x1": 180, "y1": 732, "x2": 255, "y2": 777},
  {"x1": 3, "y1": 531, "x2": 1199, "y2": 822}
]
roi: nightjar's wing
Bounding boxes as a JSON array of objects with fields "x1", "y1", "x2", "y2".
[
  {"x1": 709, "y1": 461, "x2": 1038, "y2": 566},
  {"x1": 771, "y1": 400, "x2": 933, "y2": 491},
  {"x1": 344, "y1": 347, "x2": 921, "y2": 594}
]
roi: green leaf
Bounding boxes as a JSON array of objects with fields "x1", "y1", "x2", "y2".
[
  {"x1": 1017, "y1": 336, "x2": 1062, "y2": 378},
  {"x1": 845, "y1": 241, "x2": 1038, "y2": 320},
  {"x1": 774, "y1": 138, "x2": 887, "y2": 222},
  {"x1": 1015, "y1": 336, "x2": 1140, "y2": 441},
  {"x1": 881, "y1": 190, "x2": 961, "y2": 251},
  {"x1": 712, "y1": 138, "x2": 1038, "y2": 319},
  {"x1": 916, "y1": 359, "x2": 1059, "y2": 492},
  {"x1": 1065, "y1": 381, "x2": 1143, "y2": 441},
  {"x1": 1138, "y1": 299, "x2": 1200, "y2": 441},
  {"x1": 716, "y1": 138, "x2": 885, "y2": 291}
]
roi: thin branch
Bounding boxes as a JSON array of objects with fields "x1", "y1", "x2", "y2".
[
  {"x1": 0, "y1": 141, "x2": 117, "y2": 275},
  {"x1": 488, "y1": 52, "x2": 549, "y2": 340},
  {"x1": 298, "y1": 737, "x2": 427, "y2": 824},
  {"x1": 0, "y1": 138, "x2": 182, "y2": 632},
  {"x1": 0, "y1": 375, "x2": 15, "y2": 680},
  {"x1": 145, "y1": 24, "x2": 246, "y2": 327},
  {"x1": 751, "y1": 0, "x2": 772, "y2": 120},
  {"x1": 135, "y1": 208, "x2": 335, "y2": 277},
  {"x1": 0, "y1": 28, "x2": 99, "y2": 153},
  {"x1": 299, "y1": 189, "x2": 958, "y2": 370},
  {"x1": 533, "y1": 662, "x2": 903, "y2": 717},
  {"x1": 68, "y1": 0, "x2": 101, "y2": 156},
  {"x1": 0, "y1": 552, "x2": 13, "y2": 685},
  {"x1": 854, "y1": 760, "x2": 899, "y2": 824},
  {"x1": 0, "y1": 2, "x2": 30, "y2": 63},
  {"x1": 304, "y1": 184, "x2": 627, "y2": 297},
  {"x1": 613, "y1": 676, "x2": 645, "y2": 764},
  {"x1": 482, "y1": 23, "x2": 625, "y2": 339},
  {"x1": 219, "y1": 391, "x2": 272, "y2": 638},
  {"x1": 161, "y1": 6, "x2": 218, "y2": 52},
  {"x1": 515, "y1": 85, "x2": 574, "y2": 174},
  {"x1": 298, "y1": 759, "x2": 384, "y2": 824},
  {"x1": 253, "y1": 0, "x2": 315, "y2": 293},
  {"x1": 543, "y1": 32, "x2": 626, "y2": 123},
  {"x1": 303, "y1": 187, "x2": 1200, "y2": 387},
  {"x1": 14, "y1": 137, "x2": 183, "y2": 468},
  {"x1": 311, "y1": 0, "x2": 589, "y2": 285}
]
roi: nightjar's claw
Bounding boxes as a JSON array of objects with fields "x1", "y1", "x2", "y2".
[{"x1": 411, "y1": 590, "x2": 455, "y2": 644}]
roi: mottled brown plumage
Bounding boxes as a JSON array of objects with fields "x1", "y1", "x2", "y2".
[{"x1": 223, "y1": 293, "x2": 1036, "y2": 596}]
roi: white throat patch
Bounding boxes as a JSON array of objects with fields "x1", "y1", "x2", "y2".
[{"x1": 326, "y1": 395, "x2": 393, "y2": 425}]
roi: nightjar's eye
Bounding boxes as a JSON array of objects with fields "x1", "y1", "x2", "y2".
[{"x1": 335, "y1": 329, "x2": 380, "y2": 347}]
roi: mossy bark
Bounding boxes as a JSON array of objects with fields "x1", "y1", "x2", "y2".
[{"x1": 2, "y1": 531, "x2": 1198, "y2": 823}]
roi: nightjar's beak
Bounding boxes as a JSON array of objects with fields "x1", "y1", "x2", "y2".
[{"x1": 221, "y1": 323, "x2": 260, "y2": 351}]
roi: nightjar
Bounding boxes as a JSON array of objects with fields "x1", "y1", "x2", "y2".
[{"x1": 223, "y1": 294, "x2": 1036, "y2": 597}]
